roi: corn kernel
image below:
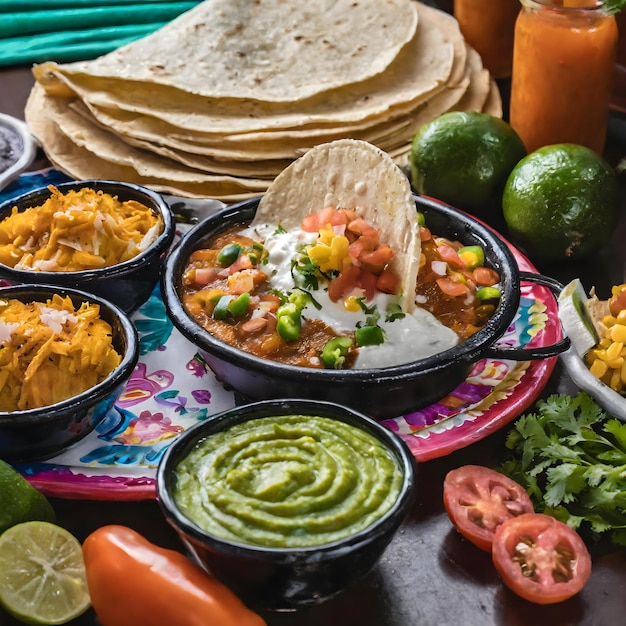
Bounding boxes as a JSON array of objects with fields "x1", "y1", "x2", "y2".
[
  {"x1": 593, "y1": 348, "x2": 608, "y2": 361},
  {"x1": 607, "y1": 356, "x2": 624, "y2": 370},
  {"x1": 602, "y1": 315, "x2": 617, "y2": 328},
  {"x1": 610, "y1": 325, "x2": 626, "y2": 344},
  {"x1": 610, "y1": 369, "x2": 622, "y2": 392},
  {"x1": 621, "y1": 359, "x2": 626, "y2": 385},
  {"x1": 344, "y1": 296, "x2": 361, "y2": 313},
  {"x1": 617, "y1": 310, "x2": 626, "y2": 325},
  {"x1": 606, "y1": 341, "x2": 624, "y2": 361},
  {"x1": 590, "y1": 358, "x2": 608, "y2": 378}
]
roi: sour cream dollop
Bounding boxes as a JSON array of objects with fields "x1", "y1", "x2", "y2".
[{"x1": 246, "y1": 223, "x2": 459, "y2": 368}]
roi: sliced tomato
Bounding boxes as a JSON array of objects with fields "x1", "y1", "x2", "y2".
[
  {"x1": 443, "y1": 465, "x2": 534, "y2": 552},
  {"x1": 492, "y1": 513, "x2": 592, "y2": 605}
]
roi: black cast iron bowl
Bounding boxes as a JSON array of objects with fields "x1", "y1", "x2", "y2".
[
  {"x1": 161, "y1": 195, "x2": 569, "y2": 420},
  {"x1": 0, "y1": 179, "x2": 175, "y2": 314},
  {"x1": 156, "y1": 398, "x2": 417, "y2": 610},
  {"x1": 0, "y1": 284, "x2": 138, "y2": 461}
]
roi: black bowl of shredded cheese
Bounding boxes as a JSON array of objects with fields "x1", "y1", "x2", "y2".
[
  {"x1": 0, "y1": 179, "x2": 175, "y2": 314},
  {"x1": 0, "y1": 283, "x2": 138, "y2": 461}
]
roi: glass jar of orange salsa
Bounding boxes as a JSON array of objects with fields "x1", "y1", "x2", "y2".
[
  {"x1": 509, "y1": 0, "x2": 618, "y2": 155},
  {"x1": 453, "y1": 0, "x2": 520, "y2": 78}
]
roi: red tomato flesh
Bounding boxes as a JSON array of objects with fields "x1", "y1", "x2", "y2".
[
  {"x1": 443, "y1": 465, "x2": 534, "y2": 552},
  {"x1": 492, "y1": 513, "x2": 592, "y2": 605}
]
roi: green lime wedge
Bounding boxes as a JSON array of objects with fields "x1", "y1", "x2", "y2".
[
  {"x1": 0, "y1": 521, "x2": 90, "y2": 625},
  {"x1": 558, "y1": 278, "x2": 600, "y2": 358}
]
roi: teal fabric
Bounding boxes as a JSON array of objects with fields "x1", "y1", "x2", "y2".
[{"x1": 0, "y1": 1, "x2": 202, "y2": 66}]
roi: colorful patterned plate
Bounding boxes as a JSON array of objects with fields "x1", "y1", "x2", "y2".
[
  {"x1": 7, "y1": 175, "x2": 560, "y2": 500},
  {"x1": 14, "y1": 247, "x2": 558, "y2": 501}
]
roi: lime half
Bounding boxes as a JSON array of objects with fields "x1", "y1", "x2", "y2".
[
  {"x1": 0, "y1": 521, "x2": 90, "y2": 625},
  {"x1": 558, "y1": 279, "x2": 600, "y2": 358}
]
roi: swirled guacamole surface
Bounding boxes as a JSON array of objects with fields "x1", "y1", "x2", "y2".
[{"x1": 173, "y1": 414, "x2": 404, "y2": 548}]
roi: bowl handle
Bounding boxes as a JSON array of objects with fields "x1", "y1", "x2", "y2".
[{"x1": 482, "y1": 271, "x2": 571, "y2": 360}]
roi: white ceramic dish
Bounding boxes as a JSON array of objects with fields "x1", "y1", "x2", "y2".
[{"x1": 0, "y1": 112, "x2": 38, "y2": 192}]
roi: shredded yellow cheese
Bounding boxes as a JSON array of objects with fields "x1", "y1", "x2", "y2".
[
  {"x1": 0, "y1": 185, "x2": 163, "y2": 271},
  {"x1": 0, "y1": 294, "x2": 122, "y2": 411}
]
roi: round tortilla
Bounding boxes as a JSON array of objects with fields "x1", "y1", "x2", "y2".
[
  {"x1": 34, "y1": 4, "x2": 452, "y2": 135},
  {"x1": 34, "y1": 0, "x2": 419, "y2": 103},
  {"x1": 254, "y1": 139, "x2": 421, "y2": 312}
]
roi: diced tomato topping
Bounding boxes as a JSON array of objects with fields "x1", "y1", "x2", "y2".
[
  {"x1": 359, "y1": 245, "x2": 394, "y2": 274},
  {"x1": 437, "y1": 243, "x2": 466, "y2": 269},
  {"x1": 192, "y1": 267, "x2": 220, "y2": 286},
  {"x1": 347, "y1": 218, "x2": 378, "y2": 238},
  {"x1": 328, "y1": 264, "x2": 360, "y2": 301},
  {"x1": 437, "y1": 277, "x2": 471, "y2": 297},
  {"x1": 357, "y1": 269, "x2": 378, "y2": 300},
  {"x1": 228, "y1": 253, "x2": 254, "y2": 274},
  {"x1": 376, "y1": 268, "x2": 399, "y2": 295},
  {"x1": 419, "y1": 226, "x2": 432, "y2": 241}
]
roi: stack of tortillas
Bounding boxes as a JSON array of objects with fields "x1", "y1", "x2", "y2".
[{"x1": 25, "y1": 0, "x2": 501, "y2": 202}]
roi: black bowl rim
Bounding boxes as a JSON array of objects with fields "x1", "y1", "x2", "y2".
[
  {"x1": 161, "y1": 194, "x2": 521, "y2": 382},
  {"x1": 0, "y1": 283, "x2": 139, "y2": 422},
  {"x1": 156, "y1": 398, "x2": 417, "y2": 557},
  {"x1": 0, "y1": 179, "x2": 175, "y2": 280}
]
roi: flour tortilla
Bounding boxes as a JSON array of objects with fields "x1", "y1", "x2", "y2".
[
  {"x1": 25, "y1": 85, "x2": 267, "y2": 200},
  {"x1": 33, "y1": 0, "x2": 419, "y2": 103},
  {"x1": 34, "y1": 5, "x2": 451, "y2": 136},
  {"x1": 254, "y1": 139, "x2": 421, "y2": 312}
]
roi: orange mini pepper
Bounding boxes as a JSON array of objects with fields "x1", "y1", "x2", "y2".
[{"x1": 82, "y1": 525, "x2": 267, "y2": 626}]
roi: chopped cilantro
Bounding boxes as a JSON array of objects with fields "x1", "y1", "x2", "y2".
[
  {"x1": 385, "y1": 301, "x2": 405, "y2": 322},
  {"x1": 502, "y1": 392, "x2": 626, "y2": 546}
]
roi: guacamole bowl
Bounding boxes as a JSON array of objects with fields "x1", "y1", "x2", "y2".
[
  {"x1": 156, "y1": 398, "x2": 417, "y2": 610},
  {"x1": 0, "y1": 179, "x2": 175, "y2": 314},
  {"x1": 161, "y1": 194, "x2": 569, "y2": 419},
  {"x1": 0, "y1": 284, "x2": 138, "y2": 462}
]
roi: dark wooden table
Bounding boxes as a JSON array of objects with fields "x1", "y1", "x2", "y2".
[{"x1": 1, "y1": 54, "x2": 626, "y2": 626}]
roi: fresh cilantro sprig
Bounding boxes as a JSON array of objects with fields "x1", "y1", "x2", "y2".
[{"x1": 502, "y1": 392, "x2": 626, "y2": 547}]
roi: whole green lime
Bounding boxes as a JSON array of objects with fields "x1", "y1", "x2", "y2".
[
  {"x1": 0, "y1": 460, "x2": 55, "y2": 535},
  {"x1": 410, "y1": 111, "x2": 527, "y2": 220},
  {"x1": 502, "y1": 144, "x2": 619, "y2": 263}
]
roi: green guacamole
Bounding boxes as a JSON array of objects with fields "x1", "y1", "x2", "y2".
[{"x1": 173, "y1": 414, "x2": 404, "y2": 548}]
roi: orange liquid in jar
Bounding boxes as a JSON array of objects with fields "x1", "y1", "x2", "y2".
[
  {"x1": 454, "y1": 0, "x2": 520, "y2": 78},
  {"x1": 509, "y1": 0, "x2": 617, "y2": 154}
]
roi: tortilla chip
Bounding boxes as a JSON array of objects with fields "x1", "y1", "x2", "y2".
[{"x1": 254, "y1": 139, "x2": 421, "y2": 313}]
